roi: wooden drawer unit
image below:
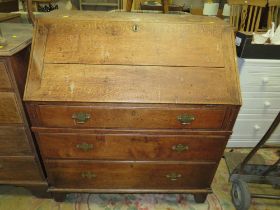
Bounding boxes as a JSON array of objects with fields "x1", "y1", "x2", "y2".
[
  {"x1": 228, "y1": 58, "x2": 280, "y2": 147},
  {"x1": 0, "y1": 92, "x2": 22, "y2": 124},
  {"x1": 0, "y1": 61, "x2": 12, "y2": 90},
  {"x1": 0, "y1": 126, "x2": 32, "y2": 156},
  {"x1": 37, "y1": 132, "x2": 227, "y2": 161},
  {"x1": 33, "y1": 104, "x2": 228, "y2": 129},
  {"x1": 24, "y1": 12, "x2": 241, "y2": 202},
  {"x1": 46, "y1": 160, "x2": 217, "y2": 189},
  {"x1": 0, "y1": 157, "x2": 43, "y2": 182},
  {"x1": 0, "y1": 23, "x2": 47, "y2": 197}
]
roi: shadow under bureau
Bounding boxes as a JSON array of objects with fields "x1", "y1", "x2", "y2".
[{"x1": 23, "y1": 11, "x2": 241, "y2": 202}]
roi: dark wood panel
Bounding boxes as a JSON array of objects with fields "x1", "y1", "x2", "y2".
[
  {"x1": 0, "y1": 156, "x2": 43, "y2": 182},
  {"x1": 0, "y1": 126, "x2": 32, "y2": 156},
  {"x1": 0, "y1": 92, "x2": 22, "y2": 124},
  {"x1": 7, "y1": 47, "x2": 30, "y2": 97},
  {"x1": 37, "y1": 133, "x2": 227, "y2": 161},
  {"x1": 36, "y1": 105, "x2": 227, "y2": 129},
  {"x1": 46, "y1": 160, "x2": 217, "y2": 189},
  {"x1": 0, "y1": 1, "x2": 18, "y2": 12},
  {"x1": 0, "y1": 61, "x2": 12, "y2": 90}
]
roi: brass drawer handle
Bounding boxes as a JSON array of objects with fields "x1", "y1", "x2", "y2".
[
  {"x1": 177, "y1": 114, "x2": 195, "y2": 125},
  {"x1": 81, "y1": 171, "x2": 96, "y2": 179},
  {"x1": 76, "y1": 143, "x2": 93, "y2": 151},
  {"x1": 72, "y1": 112, "x2": 91, "y2": 124},
  {"x1": 172, "y1": 144, "x2": 189, "y2": 152},
  {"x1": 166, "y1": 172, "x2": 182, "y2": 181}
]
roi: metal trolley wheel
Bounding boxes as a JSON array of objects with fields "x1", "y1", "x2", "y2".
[{"x1": 231, "y1": 179, "x2": 251, "y2": 210}]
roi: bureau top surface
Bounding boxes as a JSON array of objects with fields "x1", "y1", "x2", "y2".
[{"x1": 24, "y1": 11, "x2": 241, "y2": 105}]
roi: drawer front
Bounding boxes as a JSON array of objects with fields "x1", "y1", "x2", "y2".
[
  {"x1": 0, "y1": 157, "x2": 43, "y2": 181},
  {"x1": 37, "y1": 133, "x2": 227, "y2": 161},
  {"x1": 46, "y1": 161, "x2": 216, "y2": 189},
  {"x1": 0, "y1": 62, "x2": 12, "y2": 90},
  {"x1": 36, "y1": 105, "x2": 227, "y2": 129},
  {"x1": 232, "y1": 118, "x2": 274, "y2": 138},
  {"x1": 242, "y1": 97, "x2": 280, "y2": 110},
  {"x1": 240, "y1": 73, "x2": 280, "y2": 88},
  {"x1": 0, "y1": 126, "x2": 32, "y2": 156},
  {"x1": 0, "y1": 92, "x2": 23, "y2": 124},
  {"x1": 239, "y1": 62, "x2": 280, "y2": 74}
]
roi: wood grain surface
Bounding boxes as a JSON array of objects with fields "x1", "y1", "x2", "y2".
[
  {"x1": 36, "y1": 132, "x2": 227, "y2": 161},
  {"x1": 0, "y1": 61, "x2": 12, "y2": 90},
  {"x1": 0, "y1": 126, "x2": 32, "y2": 156},
  {"x1": 35, "y1": 104, "x2": 227, "y2": 129},
  {"x1": 0, "y1": 156, "x2": 43, "y2": 181},
  {"x1": 46, "y1": 160, "x2": 216, "y2": 189},
  {"x1": 0, "y1": 92, "x2": 22, "y2": 124},
  {"x1": 24, "y1": 11, "x2": 241, "y2": 105}
]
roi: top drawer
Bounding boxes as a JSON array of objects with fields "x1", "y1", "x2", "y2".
[
  {"x1": 0, "y1": 61, "x2": 12, "y2": 90},
  {"x1": 32, "y1": 104, "x2": 228, "y2": 130}
]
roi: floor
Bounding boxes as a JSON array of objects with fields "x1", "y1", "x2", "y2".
[{"x1": 0, "y1": 149, "x2": 279, "y2": 210}]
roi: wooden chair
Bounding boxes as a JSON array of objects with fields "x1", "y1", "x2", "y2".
[
  {"x1": 228, "y1": 0, "x2": 267, "y2": 32},
  {"x1": 268, "y1": 0, "x2": 280, "y2": 28},
  {"x1": 126, "y1": 0, "x2": 169, "y2": 13}
]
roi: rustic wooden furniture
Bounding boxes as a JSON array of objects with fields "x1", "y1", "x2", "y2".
[
  {"x1": 0, "y1": 0, "x2": 19, "y2": 12},
  {"x1": 24, "y1": 10, "x2": 241, "y2": 202},
  {"x1": 140, "y1": 2, "x2": 184, "y2": 12},
  {"x1": 0, "y1": 23, "x2": 48, "y2": 196},
  {"x1": 228, "y1": 0, "x2": 267, "y2": 32},
  {"x1": 126, "y1": 0, "x2": 169, "y2": 12},
  {"x1": 79, "y1": 0, "x2": 122, "y2": 11},
  {"x1": 0, "y1": 13, "x2": 20, "y2": 22},
  {"x1": 268, "y1": 0, "x2": 280, "y2": 28}
]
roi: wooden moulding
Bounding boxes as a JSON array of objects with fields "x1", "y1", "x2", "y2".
[{"x1": 48, "y1": 188, "x2": 212, "y2": 193}]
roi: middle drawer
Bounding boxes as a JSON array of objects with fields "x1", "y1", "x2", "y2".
[
  {"x1": 36, "y1": 132, "x2": 227, "y2": 161},
  {"x1": 34, "y1": 105, "x2": 227, "y2": 129}
]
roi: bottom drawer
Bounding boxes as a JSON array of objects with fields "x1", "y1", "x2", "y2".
[
  {"x1": 46, "y1": 160, "x2": 217, "y2": 189},
  {"x1": 0, "y1": 157, "x2": 43, "y2": 182}
]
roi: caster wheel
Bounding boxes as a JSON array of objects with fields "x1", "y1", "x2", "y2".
[{"x1": 231, "y1": 179, "x2": 251, "y2": 210}]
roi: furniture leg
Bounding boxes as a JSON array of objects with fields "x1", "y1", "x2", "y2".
[{"x1": 194, "y1": 193, "x2": 208, "y2": 203}]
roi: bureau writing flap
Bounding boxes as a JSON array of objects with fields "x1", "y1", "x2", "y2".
[{"x1": 24, "y1": 11, "x2": 241, "y2": 105}]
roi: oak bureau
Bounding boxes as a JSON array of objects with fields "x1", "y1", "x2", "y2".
[
  {"x1": 0, "y1": 23, "x2": 47, "y2": 196},
  {"x1": 23, "y1": 11, "x2": 241, "y2": 202}
]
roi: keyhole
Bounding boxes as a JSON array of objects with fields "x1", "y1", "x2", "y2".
[{"x1": 132, "y1": 24, "x2": 139, "y2": 32}]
